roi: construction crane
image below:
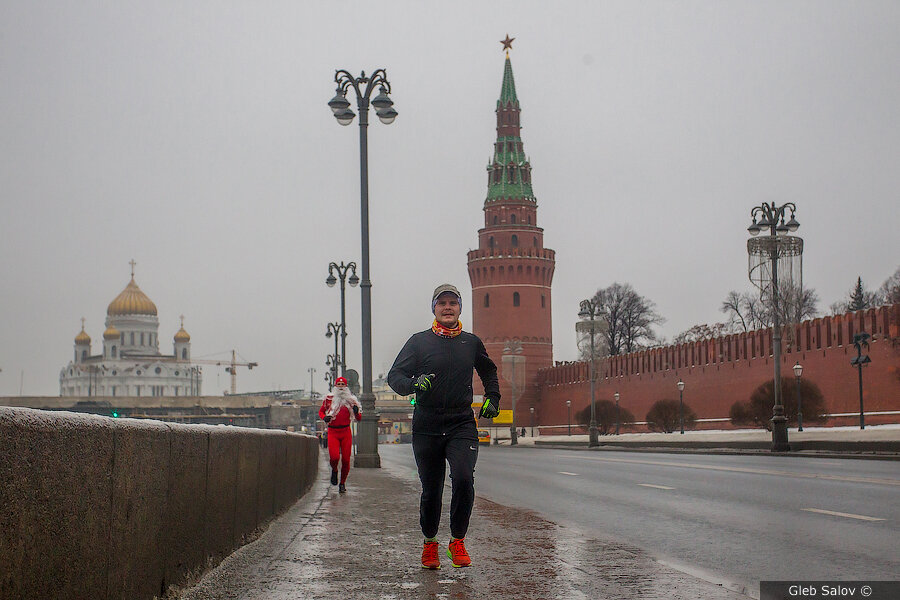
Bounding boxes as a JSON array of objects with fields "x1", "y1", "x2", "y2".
[{"x1": 191, "y1": 350, "x2": 258, "y2": 395}]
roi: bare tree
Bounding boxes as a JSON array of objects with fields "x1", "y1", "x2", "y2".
[
  {"x1": 589, "y1": 282, "x2": 665, "y2": 356},
  {"x1": 878, "y1": 266, "x2": 900, "y2": 305},
  {"x1": 673, "y1": 323, "x2": 731, "y2": 345},
  {"x1": 722, "y1": 285, "x2": 819, "y2": 330}
]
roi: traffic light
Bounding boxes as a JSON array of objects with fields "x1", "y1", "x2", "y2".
[{"x1": 111, "y1": 411, "x2": 119, "y2": 418}]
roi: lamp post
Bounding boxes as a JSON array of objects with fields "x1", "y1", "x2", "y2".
[
  {"x1": 328, "y1": 68, "x2": 397, "y2": 468},
  {"x1": 566, "y1": 400, "x2": 572, "y2": 436},
  {"x1": 308, "y1": 366, "x2": 317, "y2": 431},
  {"x1": 530, "y1": 406, "x2": 535, "y2": 437},
  {"x1": 677, "y1": 379, "x2": 685, "y2": 434},
  {"x1": 503, "y1": 339, "x2": 524, "y2": 446},
  {"x1": 793, "y1": 362, "x2": 803, "y2": 432},
  {"x1": 614, "y1": 391, "x2": 620, "y2": 435},
  {"x1": 326, "y1": 261, "x2": 359, "y2": 376},
  {"x1": 324, "y1": 359, "x2": 338, "y2": 391},
  {"x1": 578, "y1": 298, "x2": 604, "y2": 447},
  {"x1": 850, "y1": 332, "x2": 871, "y2": 430},
  {"x1": 325, "y1": 322, "x2": 342, "y2": 385},
  {"x1": 747, "y1": 201, "x2": 800, "y2": 452}
]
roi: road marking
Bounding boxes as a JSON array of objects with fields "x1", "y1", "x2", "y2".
[
  {"x1": 801, "y1": 508, "x2": 885, "y2": 522},
  {"x1": 558, "y1": 471, "x2": 579, "y2": 476},
  {"x1": 561, "y1": 454, "x2": 900, "y2": 487},
  {"x1": 638, "y1": 483, "x2": 675, "y2": 490}
]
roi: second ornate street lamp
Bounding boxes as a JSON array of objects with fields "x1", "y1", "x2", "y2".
[
  {"x1": 614, "y1": 391, "x2": 620, "y2": 435},
  {"x1": 579, "y1": 298, "x2": 604, "y2": 447},
  {"x1": 328, "y1": 68, "x2": 397, "y2": 468},
  {"x1": 747, "y1": 201, "x2": 801, "y2": 451},
  {"x1": 326, "y1": 261, "x2": 359, "y2": 377},
  {"x1": 325, "y1": 322, "x2": 342, "y2": 388},
  {"x1": 566, "y1": 400, "x2": 572, "y2": 436},
  {"x1": 850, "y1": 332, "x2": 871, "y2": 430},
  {"x1": 677, "y1": 379, "x2": 685, "y2": 434},
  {"x1": 793, "y1": 362, "x2": 803, "y2": 432}
]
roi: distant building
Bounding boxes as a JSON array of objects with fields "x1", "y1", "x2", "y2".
[{"x1": 59, "y1": 265, "x2": 201, "y2": 397}]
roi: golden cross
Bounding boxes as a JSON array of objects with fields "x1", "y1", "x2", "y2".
[
  {"x1": 129, "y1": 259, "x2": 136, "y2": 277},
  {"x1": 81, "y1": 317, "x2": 86, "y2": 330},
  {"x1": 180, "y1": 314, "x2": 185, "y2": 328}
]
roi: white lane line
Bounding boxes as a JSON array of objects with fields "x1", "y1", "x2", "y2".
[
  {"x1": 558, "y1": 454, "x2": 900, "y2": 487},
  {"x1": 638, "y1": 483, "x2": 675, "y2": 490},
  {"x1": 801, "y1": 508, "x2": 885, "y2": 522},
  {"x1": 558, "y1": 471, "x2": 579, "y2": 476}
]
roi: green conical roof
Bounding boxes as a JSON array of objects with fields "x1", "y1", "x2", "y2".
[
  {"x1": 497, "y1": 56, "x2": 519, "y2": 108},
  {"x1": 487, "y1": 55, "x2": 532, "y2": 201}
]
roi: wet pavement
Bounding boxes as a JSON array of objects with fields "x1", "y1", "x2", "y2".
[{"x1": 175, "y1": 456, "x2": 749, "y2": 600}]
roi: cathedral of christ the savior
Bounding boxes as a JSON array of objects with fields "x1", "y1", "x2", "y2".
[{"x1": 59, "y1": 263, "x2": 201, "y2": 397}]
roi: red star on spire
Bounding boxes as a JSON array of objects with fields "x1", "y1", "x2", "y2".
[{"x1": 500, "y1": 34, "x2": 515, "y2": 51}]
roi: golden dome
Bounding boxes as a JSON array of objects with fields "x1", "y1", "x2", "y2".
[
  {"x1": 107, "y1": 277, "x2": 158, "y2": 316},
  {"x1": 74, "y1": 328, "x2": 91, "y2": 345},
  {"x1": 103, "y1": 325, "x2": 121, "y2": 340},
  {"x1": 174, "y1": 327, "x2": 191, "y2": 343}
]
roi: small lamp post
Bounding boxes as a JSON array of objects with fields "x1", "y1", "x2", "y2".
[
  {"x1": 326, "y1": 261, "x2": 359, "y2": 376},
  {"x1": 793, "y1": 362, "x2": 803, "y2": 432},
  {"x1": 614, "y1": 391, "x2": 620, "y2": 435},
  {"x1": 530, "y1": 406, "x2": 535, "y2": 437},
  {"x1": 325, "y1": 322, "x2": 342, "y2": 385},
  {"x1": 566, "y1": 400, "x2": 572, "y2": 436},
  {"x1": 579, "y1": 299, "x2": 604, "y2": 447},
  {"x1": 677, "y1": 379, "x2": 685, "y2": 434},
  {"x1": 850, "y1": 333, "x2": 871, "y2": 430}
]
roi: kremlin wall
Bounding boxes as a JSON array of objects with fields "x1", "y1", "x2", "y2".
[{"x1": 535, "y1": 304, "x2": 900, "y2": 432}]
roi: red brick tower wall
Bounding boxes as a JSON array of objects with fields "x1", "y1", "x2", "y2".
[
  {"x1": 537, "y1": 305, "x2": 900, "y2": 431},
  {"x1": 468, "y1": 54, "x2": 555, "y2": 425}
]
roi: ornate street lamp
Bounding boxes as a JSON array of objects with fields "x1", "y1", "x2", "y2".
[
  {"x1": 747, "y1": 201, "x2": 801, "y2": 451},
  {"x1": 502, "y1": 339, "x2": 524, "y2": 446},
  {"x1": 325, "y1": 322, "x2": 342, "y2": 388},
  {"x1": 850, "y1": 332, "x2": 871, "y2": 429},
  {"x1": 677, "y1": 379, "x2": 685, "y2": 434},
  {"x1": 328, "y1": 68, "x2": 397, "y2": 468},
  {"x1": 326, "y1": 261, "x2": 359, "y2": 377},
  {"x1": 566, "y1": 400, "x2": 572, "y2": 436},
  {"x1": 530, "y1": 406, "x2": 535, "y2": 437},
  {"x1": 614, "y1": 391, "x2": 620, "y2": 435},
  {"x1": 793, "y1": 362, "x2": 803, "y2": 432},
  {"x1": 579, "y1": 298, "x2": 604, "y2": 446}
]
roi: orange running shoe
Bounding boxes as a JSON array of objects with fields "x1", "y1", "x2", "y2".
[
  {"x1": 421, "y1": 540, "x2": 440, "y2": 569},
  {"x1": 447, "y1": 538, "x2": 471, "y2": 568}
]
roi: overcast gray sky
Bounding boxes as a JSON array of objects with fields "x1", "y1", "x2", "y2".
[{"x1": 2, "y1": 1, "x2": 898, "y2": 396}]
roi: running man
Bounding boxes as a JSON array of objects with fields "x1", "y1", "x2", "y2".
[
  {"x1": 318, "y1": 376, "x2": 362, "y2": 493},
  {"x1": 387, "y1": 283, "x2": 501, "y2": 569}
]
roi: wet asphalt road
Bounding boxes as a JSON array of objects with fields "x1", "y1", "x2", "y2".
[{"x1": 379, "y1": 445, "x2": 900, "y2": 594}]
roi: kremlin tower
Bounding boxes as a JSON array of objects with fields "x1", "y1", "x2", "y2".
[{"x1": 467, "y1": 41, "x2": 555, "y2": 428}]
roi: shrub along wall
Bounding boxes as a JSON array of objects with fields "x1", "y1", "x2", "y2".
[{"x1": 0, "y1": 406, "x2": 318, "y2": 600}]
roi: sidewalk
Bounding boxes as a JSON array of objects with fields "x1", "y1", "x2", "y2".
[
  {"x1": 517, "y1": 424, "x2": 900, "y2": 458},
  {"x1": 175, "y1": 456, "x2": 748, "y2": 600}
]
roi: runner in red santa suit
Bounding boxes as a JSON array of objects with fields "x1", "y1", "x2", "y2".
[{"x1": 318, "y1": 376, "x2": 362, "y2": 493}]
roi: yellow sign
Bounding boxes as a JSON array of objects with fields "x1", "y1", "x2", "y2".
[{"x1": 491, "y1": 409, "x2": 513, "y2": 424}]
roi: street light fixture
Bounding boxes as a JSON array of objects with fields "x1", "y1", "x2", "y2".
[
  {"x1": 677, "y1": 379, "x2": 685, "y2": 434},
  {"x1": 329, "y1": 68, "x2": 396, "y2": 468},
  {"x1": 325, "y1": 322, "x2": 342, "y2": 387},
  {"x1": 326, "y1": 261, "x2": 358, "y2": 377},
  {"x1": 503, "y1": 339, "x2": 524, "y2": 446},
  {"x1": 793, "y1": 362, "x2": 803, "y2": 432},
  {"x1": 530, "y1": 406, "x2": 535, "y2": 437},
  {"x1": 566, "y1": 400, "x2": 572, "y2": 436},
  {"x1": 850, "y1": 333, "x2": 871, "y2": 430},
  {"x1": 578, "y1": 298, "x2": 604, "y2": 447},
  {"x1": 614, "y1": 391, "x2": 620, "y2": 435},
  {"x1": 747, "y1": 201, "x2": 801, "y2": 452}
]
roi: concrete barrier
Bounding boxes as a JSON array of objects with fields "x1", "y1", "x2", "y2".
[{"x1": 0, "y1": 406, "x2": 318, "y2": 600}]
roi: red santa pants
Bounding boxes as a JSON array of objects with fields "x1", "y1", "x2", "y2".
[{"x1": 327, "y1": 426, "x2": 353, "y2": 484}]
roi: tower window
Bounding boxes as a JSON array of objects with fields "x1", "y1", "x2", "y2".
[
  {"x1": 510, "y1": 214, "x2": 517, "y2": 224},
  {"x1": 140, "y1": 333, "x2": 144, "y2": 345},
  {"x1": 511, "y1": 234, "x2": 518, "y2": 247},
  {"x1": 493, "y1": 216, "x2": 498, "y2": 225},
  {"x1": 489, "y1": 236, "x2": 494, "y2": 249},
  {"x1": 130, "y1": 332, "x2": 134, "y2": 345},
  {"x1": 541, "y1": 295, "x2": 546, "y2": 308},
  {"x1": 111, "y1": 346, "x2": 117, "y2": 358},
  {"x1": 513, "y1": 292, "x2": 520, "y2": 307},
  {"x1": 484, "y1": 293, "x2": 490, "y2": 308},
  {"x1": 533, "y1": 237, "x2": 538, "y2": 247},
  {"x1": 81, "y1": 350, "x2": 86, "y2": 361},
  {"x1": 528, "y1": 215, "x2": 532, "y2": 224},
  {"x1": 182, "y1": 348, "x2": 188, "y2": 359}
]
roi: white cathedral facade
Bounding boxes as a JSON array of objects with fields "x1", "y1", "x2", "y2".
[{"x1": 59, "y1": 269, "x2": 202, "y2": 397}]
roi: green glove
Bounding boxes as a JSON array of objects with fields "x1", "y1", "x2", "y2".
[
  {"x1": 412, "y1": 373, "x2": 435, "y2": 393},
  {"x1": 479, "y1": 397, "x2": 499, "y2": 419}
]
